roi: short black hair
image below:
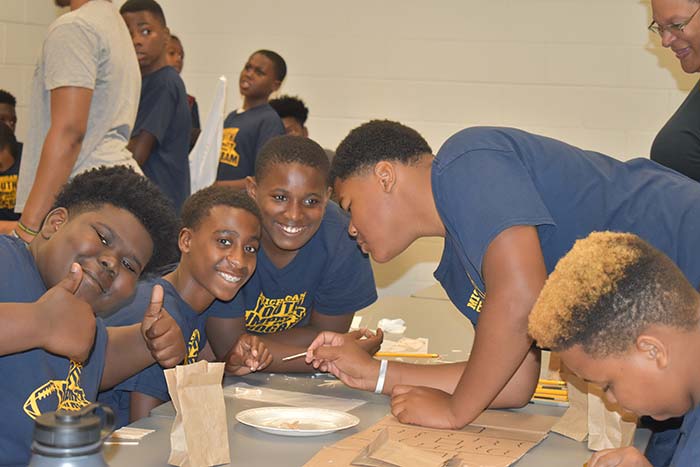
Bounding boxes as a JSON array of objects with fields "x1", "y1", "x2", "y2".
[
  {"x1": 52, "y1": 166, "x2": 179, "y2": 276},
  {"x1": 254, "y1": 49, "x2": 287, "y2": 82},
  {"x1": 120, "y1": 0, "x2": 167, "y2": 26},
  {"x1": 0, "y1": 89, "x2": 16, "y2": 107},
  {"x1": 332, "y1": 120, "x2": 432, "y2": 182},
  {"x1": 255, "y1": 135, "x2": 329, "y2": 184},
  {"x1": 0, "y1": 122, "x2": 17, "y2": 158},
  {"x1": 269, "y1": 95, "x2": 308, "y2": 125},
  {"x1": 181, "y1": 185, "x2": 261, "y2": 231}
]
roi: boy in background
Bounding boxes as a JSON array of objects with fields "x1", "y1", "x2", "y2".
[
  {"x1": 165, "y1": 34, "x2": 201, "y2": 149},
  {"x1": 0, "y1": 123, "x2": 20, "y2": 222},
  {"x1": 101, "y1": 186, "x2": 272, "y2": 427},
  {"x1": 215, "y1": 50, "x2": 286, "y2": 191},
  {"x1": 0, "y1": 165, "x2": 182, "y2": 464},
  {"x1": 269, "y1": 95, "x2": 309, "y2": 137},
  {"x1": 528, "y1": 231, "x2": 700, "y2": 467},
  {"x1": 121, "y1": 0, "x2": 191, "y2": 212}
]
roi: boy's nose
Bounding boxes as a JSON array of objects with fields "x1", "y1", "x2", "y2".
[{"x1": 348, "y1": 222, "x2": 358, "y2": 237}]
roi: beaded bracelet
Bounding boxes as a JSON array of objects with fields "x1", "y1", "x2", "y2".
[{"x1": 16, "y1": 221, "x2": 39, "y2": 237}]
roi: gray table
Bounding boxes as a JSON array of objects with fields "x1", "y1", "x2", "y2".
[{"x1": 104, "y1": 297, "x2": 649, "y2": 466}]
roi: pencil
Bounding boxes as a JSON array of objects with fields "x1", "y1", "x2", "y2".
[
  {"x1": 281, "y1": 351, "x2": 307, "y2": 361},
  {"x1": 531, "y1": 393, "x2": 569, "y2": 402},
  {"x1": 535, "y1": 387, "x2": 568, "y2": 397},
  {"x1": 374, "y1": 352, "x2": 439, "y2": 358},
  {"x1": 538, "y1": 378, "x2": 567, "y2": 386}
]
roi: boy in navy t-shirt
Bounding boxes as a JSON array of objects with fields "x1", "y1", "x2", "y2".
[
  {"x1": 0, "y1": 165, "x2": 182, "y2": 465},
  {"x1": 207, "y1": 135, "x2": 378, "y2": 372},
  {"x1": 100, "y1": 186, "x2": 272, "y2": 427},
  {"x1": 215, "y1": 50, "x2": 285, "y2": 191},
  {"x1": 529, "y1": 232, "x2": 700, "y2": 467},
  {"x1": 0, "y1": 122, "x2": 20, "y2": 221},
  {"x1": 121, "y1": 0, "x2": 191, "y2": 211},
  {"x1": 306, "y1": 120, "x2": 700, "y2": 433}
]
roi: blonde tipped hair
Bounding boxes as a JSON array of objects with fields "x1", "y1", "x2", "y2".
[{"x1": 528, "y1": 232, "x2": 699, "y2": 357}]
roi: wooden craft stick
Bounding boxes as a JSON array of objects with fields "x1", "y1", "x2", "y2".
[
  {"x1": 374, "y1": 352, "x2": 439, "y2": 358},
  {"x1": 281, "y1": 351, "x2": 307, "y2": 362}
]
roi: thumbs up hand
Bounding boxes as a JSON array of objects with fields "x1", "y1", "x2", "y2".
[
  {"x1": 37, "y1": 263, "x2": 96, "y2": 362},
  {"x1": 140, "y1": 284, "x2": 186, "y2": 368}
]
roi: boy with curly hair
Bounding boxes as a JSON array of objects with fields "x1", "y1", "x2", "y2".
[
  {"x1": 528, "y1": 231, "x2": 700, "y2": 467},
  {"x1": 0, "y1": 165, "x2": 182, "y2": 464}
]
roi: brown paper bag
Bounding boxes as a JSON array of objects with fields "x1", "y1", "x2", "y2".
[
  {"x1": 551, "y1": 373, "x2": 589, "y2": 442},
  {"x1": 164, "y1": 360, "x2": 230, "y2": 467},
  {"x1": 587, "y1": 383, "x2": 637, "y2": 451}
]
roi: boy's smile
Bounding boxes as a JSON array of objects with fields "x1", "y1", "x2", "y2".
[
  {"x1": 176, "y1": 205, "x2": 260, "y2": 310},
  {"x1": 31, "y1": 205, "x2": 153, "y2": 316},
  {"x1": 248, "y1": 163, "x2": 329, "y2": 267}
]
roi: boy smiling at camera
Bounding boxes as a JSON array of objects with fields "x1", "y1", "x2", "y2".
[
  {"x1": 100, "y1": 186, "x2": 273, "y2": 427},
  {"x1": 207, "y1": 135, "x2": 378, "y2": 372},
  {"x1": 528, "y1": 231, "x2": 700, "y2": 467},
  {"x1": 0, "y1": 166, "x2": 182, "y2": 464}
]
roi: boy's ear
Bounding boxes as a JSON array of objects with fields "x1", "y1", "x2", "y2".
[
  {"x1": 374, "y1": 161, "x2": 396, "y2": 193},
  {"x1": 178, "y1": 227, "x2": 193, "y2": 254},
  {"x1": 40, "y1": 207, "x2": 69, "y2": 239},
  {"x1": 636, "y1": 335, "x2": 668, "y2": 369},
  {"x1": 271, "y1": 80, "x2": 281, "y2": 93},
  {"x1": 245, "y1": 176, "x2": 257, "y2": 199}
]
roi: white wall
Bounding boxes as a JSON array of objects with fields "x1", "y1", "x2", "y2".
[
  {"x1": 156, "y1": 0, "x2": 696, "y2": 161},
  {"x1": 0, "y1": 0, "x2": 61, "y2": 141},
  {"x1": 1, "y1": 0, "x2": 696, "y2": 295}
]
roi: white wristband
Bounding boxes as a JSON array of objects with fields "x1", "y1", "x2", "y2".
[{"x1": 374, "y1": 359, "x2": 388, "y2": 394}]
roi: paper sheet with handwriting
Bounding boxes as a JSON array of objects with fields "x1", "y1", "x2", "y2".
[{"x1": 304, "y1": 410, "x2": 559, "y2": 467}]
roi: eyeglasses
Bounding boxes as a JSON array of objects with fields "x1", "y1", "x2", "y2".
[{"x1": 649, "y1": 5, "x2": 700, "y2": 36}]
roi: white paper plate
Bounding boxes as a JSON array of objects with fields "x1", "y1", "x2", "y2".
[{"x1": 235, "y1": 406, "x2": 359, "y2": 437}]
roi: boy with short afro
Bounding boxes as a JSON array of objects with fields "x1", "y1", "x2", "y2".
[
  {"x1": 528, "y1": 231, "x2": 700, "y2": 467},
  {"x1": 0, "y1": 165, "x2": 182, "y2": 464},
  {"x1": 102, "y1": 185, "x2": 272, "y2": 427},
  {"x1": 215, "y1": 50, "x2": 286, "y2": 191}
]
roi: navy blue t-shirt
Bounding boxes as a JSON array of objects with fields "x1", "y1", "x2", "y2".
[
  {"x1": 208, "y1": 202, "x2": 377, "y2": 333},
  {"x1": 99, "y1": 277, "x2": 207, "y2": 428},
  {"x1": 0, "y1": 235, "x2": 108, "y2": 465},
  {"x1": 135, "y1": 66, "x2": 191, "y2": 211},
  {"x1": 671, "y1": 403, "x2": 700, "y2": 466},
  {"x1": 432, "y1": 127, "x2": 700, "y2": 325},
  {"x1": 216, "y1": 104, "x2": 284, "y2": 182},
  {"x1": 0, "y1": 141, "x2": 21, "y2": 220}
]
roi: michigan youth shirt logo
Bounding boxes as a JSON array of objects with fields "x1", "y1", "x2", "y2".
[
  {"x1": 0, "y1": 173, "x2": 17, "y2": 209},
  {"x1": 219, "y1": 127, "x2": 241, "y2": 167},
  {"x1": 186, "y1": 329, "x2": 202, "y2": 364},
  {"x1": 23, "y1": 360, "x2": 91, "y2": 420},
  {"x1": 245, "y1": 292, "x2": 308, "y2": 333},
  {"x1": 466, "y1": 271, "x2": 485, "y2": 313}
]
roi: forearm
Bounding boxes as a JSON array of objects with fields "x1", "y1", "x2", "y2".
[
  {"x1": 448, "y1": 311, "x2": 536, "y2": 425},
  {"x1": 0, "y1": 304, "x2": 45, "y2": 354},
  {"x1": 19, "y1": 128, "x2": 81, "y2": 231},
  {"x1": 381, "y1": 360, "x2": 467, "y2": 394},
  {"x1": 129, "y1": 392, "x2": 164, "y2": 423},
  {"x1": 101, "y1": 325, "x2": 154, "y2": 390}
]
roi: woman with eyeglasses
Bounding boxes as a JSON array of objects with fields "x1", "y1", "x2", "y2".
[{"x1": 649, "y1": 0, "x2": 700, "y2": 181}]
